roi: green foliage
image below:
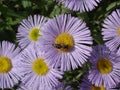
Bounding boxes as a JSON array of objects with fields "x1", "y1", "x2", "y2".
[{"x1": 0, "y1": 0, "x2": 120, "y2": 89}]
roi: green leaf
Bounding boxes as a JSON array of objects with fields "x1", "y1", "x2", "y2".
[
  {"x1": 107, "y1": 1, "x2": 120, "y2": 11},
  {"x1": 22, "y1": 0, "x2": 32, "y2": 8}
]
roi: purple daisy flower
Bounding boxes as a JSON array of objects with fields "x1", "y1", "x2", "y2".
[
  {"x1": 55, "y1": 0, "x2": 101, "y2": 12},
  {"x1": 52, "y1": 82, "x2": 72, "y2": 90},
  {"x1": 19, "y1": 45, "x2": 63, "y2": 89},
  {"x1": 78, "y1": 74, "x2": 111, "y2": 90},
  {"x1": 88, "y1": 45, "x2": 120, "y2": 88},
  {"x1": 17, "y1": 15, "x2": 47, "y2": 49},
  {"x1": 0, "y1": 41, "x2": 21, "y2": 89},
  {"x1": 39, "y1": 14, "x2": 92, "y2": 71},
  {"x1": 102, "y1": 9, "x2": 120, "y2": 51}
]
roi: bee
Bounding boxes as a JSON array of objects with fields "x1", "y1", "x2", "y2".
[
  {"x1": 52, "y1": 43, "x2": 69, "y2": 50},
  {"x1": 52, "y1": 43, "x2": 62, "y2": 49}
]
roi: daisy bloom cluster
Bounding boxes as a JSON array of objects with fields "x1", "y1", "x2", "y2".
[
  {"x1": 15, "y1": 13, "x2": 93, "y2": 89},
  {"x1": 1, "y1": 1, "x2": 120, "y2": 89}
]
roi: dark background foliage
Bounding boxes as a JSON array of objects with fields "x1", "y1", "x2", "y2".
[{"x1": 0, "y1": 0, "x2": 120, "y2": 89}]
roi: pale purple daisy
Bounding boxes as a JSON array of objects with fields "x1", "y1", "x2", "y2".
[
  {"x1": 52, "y1": 82, "x2": 72, "y2": 90},
  {"x1": 19, "y1": 45, "x2": 63, "y2": 89},
  {"x1": 102, "y1": 9, "x2": 120, "y2": 51},
  {"x1": 88, "y1": 45, "x2": 120, "y2": 88},
  {"x1": 39, "y1": 14, "x2": 92, "y2": 71},
  {"x1": 17, "y1": 15, "x2": 47, "y2": 49},
  {"x1": 78, "y1": 74, "x2": 110, "y2": 90},
  {"x1": 55, "y1": 0, "x2": 101, "y2": 12},
  {"x1": 0, "y1": 41, "x2": 21, "y2": 89}
]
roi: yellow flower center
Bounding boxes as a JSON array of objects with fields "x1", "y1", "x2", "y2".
[
  {"x1": 0, "y1": 57, "x2": 12, "y2": 73},
  {"x1": 117, "y1": 27, "x2": 120, "y2": 36},
  {"x1": 97, "y1": 58, "x2": 112, "y2": 74},
  {"x1": 92, "y1": 85, "x2": 105, "y2": 90},
  {"x1": 32, "y1": 58, "x2": 49, "y2": 75},
  {"x1": 54, "y1": 33, "x2": 74, "y2": 52},
  {"x1": 29, "y1": 28, "x2": 41, "y2": 41}
]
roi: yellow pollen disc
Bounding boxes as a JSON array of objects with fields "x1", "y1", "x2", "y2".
[
  {"x1": 117, "y1": 27, "x2": 120, "y2": 36},
  {"x1": 97, "y1": 58, "x2": 112, "y2": 74},
  {"x1": 29, "y1": 28, "x2": 41, "y2": 41},
  {"x1": 92, "y1": 85, "x2": 105, "y2": 90},
  {"x1": 54, "y1": 33, "x2": 74, "y2": 52},
  {"x1": 32, "y1": 58, "x2": 49, "y2": 75},
  {"x1": 0, "y1": 57, "x2": 12, "y2": 73}
]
